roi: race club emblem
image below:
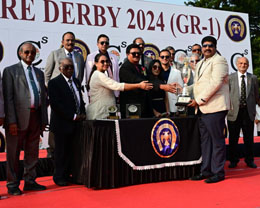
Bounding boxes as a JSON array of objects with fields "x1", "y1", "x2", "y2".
[{"x1": 225, "y1": 15, "x2": 247, "y2": 42}]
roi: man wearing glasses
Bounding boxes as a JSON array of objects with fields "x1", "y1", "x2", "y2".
[
  {"x1": 84, "y1": 34, "x2": 120, "y2": 98},
  {"x1": 189, "y1": 53, "x2": 201, "y2": 78},
  {"x1": 3, "y1": 42, "x2": 48, "y2": 195},
  {"x1": 159, "y1": 49, "x2": 183, "y2": 115},
  {"x1": 119, "y1": 44, "x2": 152, "y2": 118},
  {"x1": 191, "y1": 44, "x2": 202, "y2": 58},
  {"x1": 188, "y1": 36, "x2": 230, "y2": 183}
]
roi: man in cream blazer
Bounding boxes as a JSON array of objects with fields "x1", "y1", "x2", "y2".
[{"x1": 188, "y1": 36, "x2": 230, "y2": 183}]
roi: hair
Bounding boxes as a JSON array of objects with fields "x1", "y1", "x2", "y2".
[
  {"x1": 62, "y1": 31, "x2": 75, "y2": 40},
  {"x1": 165, "y1": 46, "x2": 175, "y2": 51},
  {"x1": 97, "y1": 34, "x2": 109, "y2": 42},
  {"x1": 189, "y1": 53, "x2": 200, "y2": 60},
  {"x1": 148, "y1": 59, "x2": 163, "y2": 81},
  {"x1": 87, "y1": 53, "x2": 107, "y2": 91},
  {"x1": 201, "y1": 36, "x2": 217, "y2": 47},
  {"x1": 192, "y1": 44, "x2": 201, "y2": 49},
  {"x1": 133, "y1": 37, "x2": 145, "y2": 44},
  {"x1": 126, "y1": 43, "x2": 140, "y2": 54},
  {"x1": 19, "y1": 42, "x2": 36, "y2": 53},
  {"x1": 159, "y1": 49, "x2": 170, "y2": 56},
  {"x1": 58, "y1": 57, "x2": 73, "y2": 67}
]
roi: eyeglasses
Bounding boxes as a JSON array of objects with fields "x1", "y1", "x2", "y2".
[
  {"x1": 152, "y1": 65, "x2": 161, "y2": 70},
  {"x1": 61, "y1": 64, "x2": 74, "y2": 70},
  {"x1": 99, "y1": 41, "x2": 109, "y2": 46},
  {"x1": 130, "y1": 52, "x2": 141, "y2": 57},
  {"x1": 160, "y1": 56, "x2": 170, "y2": 59},
  {"x1": 190, "y1": 60, "x2": 200, "y2": 63},
  {"x1": 202, "y1": 44, "x2": 214, "y2": 48},
  {"x1": 23, "y1": 50, "x2": 36, "y2": 55},
  {"x1": 192, "y1": 49, "x2": 201, "y2": 52},
  {"x1": 100, "y1": 60, "x2": 110, "y2": 64}
]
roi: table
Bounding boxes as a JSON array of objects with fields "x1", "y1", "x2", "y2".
[{"x1": 73, "y1": 117, "x2": 201, "y2": 189}]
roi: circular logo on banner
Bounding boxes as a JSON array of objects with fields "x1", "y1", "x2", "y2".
[
  {"x1": 151, "y1": 118, "x2": 180, "y2": 158},
  {"x1": 225, "y1": 15, "x2": 247, "y2": 42},
  {"x1": 144, "y1": 43, "x2": 160, "y2": 60},
  {"x1": 0, "y1": 41, "x2": 4, "y2": 63}
]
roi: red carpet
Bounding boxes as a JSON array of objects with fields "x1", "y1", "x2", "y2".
[{"x1": 1, "y1": 158, "x2": 260, "y2": 208}]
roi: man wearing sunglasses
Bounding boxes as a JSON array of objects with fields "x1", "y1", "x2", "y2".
[
  {"x1": 2, "y1": 42, "x2": 48, "y2": 195},
  {"x1": 159, "y1": 49, "x2": 183, "y2": 115},
  {"x1": 191, "y1": 44, "x2": 202, "y2": 58},
  {"x1": 188, "y1": 36, "x2": 230, "y2": 183},
  {"x1": 84, "y1": 34, "x2": 120, "y2": 98},
  {"x1": 189, "y1": 53, "x2": 201, "y2": 78},
  {"x1": 119, "y1": 44, "x2": 153, "y2": 118}
]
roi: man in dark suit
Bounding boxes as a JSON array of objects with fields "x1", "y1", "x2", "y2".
[
  {"x1": 2, "y1": 42, "x2": 48, "y2": 195},
  {"x1": 227, "y1": 57, "x2": 259, "y2": 168},
  {"x1": 0, "y1": 73, "x2": 4, "y2": 126},
  {"x1": 48, "y1": 57, "x2": 86, "y2": 186},
  {"x1": 44, "y1": 31, "x2": 85, "y2": 158}
]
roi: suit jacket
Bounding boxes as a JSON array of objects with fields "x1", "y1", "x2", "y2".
[
  {"x1": 44, "y1": 48, "x2": 85, "y2": 85},
  {"x1": 227, "y1": 72, "x2": 259, "y2": 121},
  {"x1": 48, "y1": 74, "x2": 85, "y2": 135},
  {"x1": 2, "y1": 62, "x2": 48, "y2": 130},
  {"x1": 167, "y1": 67, "x2": 183, "y2": 113},
  {"x1": 119, "y1": 59, "x2": 151, "y2": 118},
  {"x1": 188, "y1": 53, "x2": 230, "y2": 114},
  {"x1": 0, "y1": 73, "x2": 4, "y2": 118}
]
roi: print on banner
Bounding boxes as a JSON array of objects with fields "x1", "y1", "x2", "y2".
[
  {"x1": 144, "y1": 43, "x2": 160, "y2": 60},
  {"x1": 225, "y1": 15, "x2": 247, "y2": 42},
  {"x1": 0, "y1": 41, "x2": 4, "y2": 63},
  {"x1": 151, "y1": 118, "x2": 180, "y2": 158}
]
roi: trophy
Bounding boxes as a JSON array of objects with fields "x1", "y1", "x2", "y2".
[
  {"x1": 107, "y1": 105, "x2": 120, "y2": 119},
  {"x1": 126, "y1": 104, "x2": 141, "y2": 119},
  {"x1": 176, "y1": 57, "x2": 191, "y2": 116}
]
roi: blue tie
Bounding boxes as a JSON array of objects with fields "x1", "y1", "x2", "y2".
[
  {"x1": 27, "y1": 66, "x2": 39, "y2": 109},
  {"x1": 68, "y1": 52, "x2": 76, "y2": 79}
]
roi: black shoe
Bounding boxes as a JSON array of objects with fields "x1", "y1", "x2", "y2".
[
  {"x1": 23, "y1": 182, "x2": 46, "y2": 191},
  {"x1": 246, "y1": 162, "x2": 257, "y2": 168},
  {"x1": 228, "y1": 162, "x2": 237, "y2": 168},
  {"x1": 54, "y1": 180, "x2": 68, "y2": 186},
  {"x1": 189, "y1": 174, "x2": 208, "y2": 181},
  {"x1": 204, "y1": 175, "x2": 225, "y2": 183},
  {"x1": 8, "y1": 187, "x2": 22, "y2": 196}
]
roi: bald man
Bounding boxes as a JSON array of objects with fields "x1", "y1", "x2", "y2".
[{"x1": 227, "y1": 57, "x2": 259, "y2": 169}]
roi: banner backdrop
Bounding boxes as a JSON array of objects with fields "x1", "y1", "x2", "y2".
[{"x1": 0, "y1": 0, "x2": 252, "y2": 148}]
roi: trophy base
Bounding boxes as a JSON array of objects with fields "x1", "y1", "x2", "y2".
[
  {"x1": 127, "y1": 115, "x2": 140, "y2": 119},
  {"x1": 107, "y1": 116, "x2": 120, "y2": 119}
]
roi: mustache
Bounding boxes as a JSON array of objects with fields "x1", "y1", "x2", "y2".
[{"x1": 205, "y1": 49, "x2": 212, "y2": 52}]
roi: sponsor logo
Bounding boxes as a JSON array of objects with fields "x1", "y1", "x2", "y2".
[
  {"x1": 151, "y1": 118, "x2": 180, "y2": 158},
  {"x1": 225, "y1": 15, "x2": 247, "y2": 42},
  {"x1": 74, "y1": 39, "x2": 90, "y2": 62}
]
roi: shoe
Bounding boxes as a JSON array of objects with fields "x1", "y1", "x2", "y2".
[
  {"x1": 204, "y1": 175, "x2": 225, "y2": 183},
  {"x1": 189, "y1": 174, "x2": 208, "y2": 181},
  {"x1": 23, "y1": 182, "x2": 46, "y2": 191},
  {"x1": 54, "y1": 180, "x2": 68, "y2": 186},
  {"x1": 228, "y1": 162, "x2": 237, "y2": 168},
  {"x1": 246, "y1": 162, "x2": 257, "y2": 168},
  {"x1": 8, "y1": 187, "x2": 22, "y2": 196}
]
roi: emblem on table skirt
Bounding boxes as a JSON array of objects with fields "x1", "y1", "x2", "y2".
[{"x1": 151, "y1": 118, "x2": 180, "y2": 158}]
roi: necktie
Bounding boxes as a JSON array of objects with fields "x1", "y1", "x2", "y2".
[
  {"x1": 27, "y1": 66, "x2": 39, "y2": 109},
  {"x1": 240, "y1": 75, "x2": 246, "y2": 106},
  {"x1": 68, "y1": 52, "x2": 76, "y2": 79},
  {"x1": 68, "y1": 79, "x2": 80, "y2": 114}
]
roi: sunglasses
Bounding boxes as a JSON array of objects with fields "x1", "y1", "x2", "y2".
[
  {"x1": 192, "y1": 49, "x2": 201, "y2": 52},
  {"x1": 202, "y1": 44, "x2": 214, "y2": 48},
  {"x1": 152, "y1": 65, "x2": 161, "y2": 70},
  {"x1": 99, "y1": 41, "x2": 109, "y2": 46},
  {"x1": 130, "y1": 52, "x2": 141, "y2": 57},
  {"x1": 62, "y1": 64, "x2": 74, "y2": 70},
  {"x1": 160, "y1": 55, "x2": 170, "y2": 59},
  {"x1": 23, "y1": 50, "x2": 36, "y2": 55},
  {"x1": 100, "y1": 60, "x2": 110, "y2": 64},
  {"x1": 190, "y1": 60, "x2": 200, "y2": 63}
]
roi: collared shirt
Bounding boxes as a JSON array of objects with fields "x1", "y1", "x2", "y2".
[
  {"x1": 64, "y1": 48, "x2": 78, "y2": 78},
  {"x1": 237, "y1": 71, "x2": 247, "y2": 96},
  {"x1": 61, "y1": 73, "x2": 81, "y2": 120},
  {"x1": 21, "y1": 60, "x2": 41, "y2": 108}
]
